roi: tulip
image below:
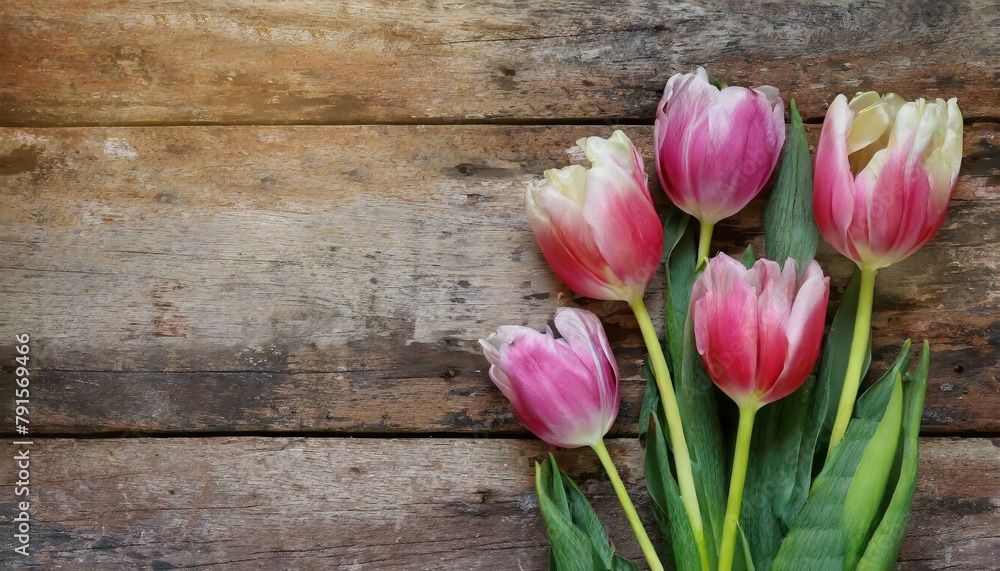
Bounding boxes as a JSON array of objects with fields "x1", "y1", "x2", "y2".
[
  {"x1": 654, "y1": 67, "x2": 785, "y2": 265},
  {"x1": 813, "y1": 92, "x2": 963, "y2": 270},
  {"x1": 814, "y1": 93, "x2": 962, "y2": 457},
  {"x1": 479, "y1": 307, "x2": 619, "y2": 448},
  {"x1": 480, "y1": 307, "x2": 663, "y2": 570},
  {"x1": 691, "y1": 255, "x2": 829, "y2": 409},
  {"x1": 690, "y1": 254, "x2": 830, "y2": 571},
  {"x1": 525, "y1": 130, "x2": 663, "y2": 303}
]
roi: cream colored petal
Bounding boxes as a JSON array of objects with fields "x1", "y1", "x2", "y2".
[
  {"x1": 881, "y1": 93, "x2": 906, "y2": 117},
  {"x1": 849, "y1": 91, "x2": 883, "y2": 113},
  {"x1": 944, "y1": 98, "x2": 964, "y2": 175},
  {"x1": 542, "y1": 164, "x2": 588, "y2": 205},
  {"x1": 924, "y1": 146, "x2": 955, "y2": 199},
  {"x1": 577, "y1": 130, "x2": 636, "y2": 172},
  {"x1": 846, "y1": 102, "x2": 893, "y2": 156}
]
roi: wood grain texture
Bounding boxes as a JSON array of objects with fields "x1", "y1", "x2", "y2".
[
  {"x1": 1, "y1": 0, "x2": 998, "y2": 126},
  {"x1": 0, "y1": 437, "x2": 995, "y2": 569},
  {"x1": 1, "y1": 124, "x2": 997, "y2": 435}
]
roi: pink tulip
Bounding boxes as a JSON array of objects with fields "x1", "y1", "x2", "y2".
[
  {"x1": 654, "y1": 67, "x2": 785, "y2": 226},
  {"x1": 813, "y1": 92, "x2": 963, "y2": 269},
  {"x1": 525, "y1": 130, "x2": 663, "y2": 302},
  {"x1": 479, "y1": 307, "x2": 619, "y2": 448},
  {"x1": 691, "y1": 255, "x2": 829, "y2": 409}
]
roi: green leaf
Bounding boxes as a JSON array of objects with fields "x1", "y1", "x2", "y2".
[
  {"x1": 740, "y1": 245, "x2": 756, "y2": 269},
  {"x1": 771, "y1": 343, "x2": 912, "y2": 571},
  {"x1": 762, "y1": 99, "x2": 818, "y2": 270},
  {"x1": 536, "y1": 456, "x2": 607, "y2": 570},
  {"x1": 536, "y1": 454, "x2": 642, "y2": 571},
  {"x1": 611, "y1": 555, "x2": 642, "y2": 571},
  {"x1": 637, "y1": 359, "x2": 658, "y2": 439},
  {"x1": 645, "y1": 407, "x2": 701, "y2": 571},
  {"x1": 856, "y1": 341, "x2": 930, "y2": 570},
  {"x1": 843, "y1": 369, "x2": 904, "y2": 569},
  {"x1": 661, "y1": 208, "x2": 730, "y2": 570},
  {"x1": 662, "y1": 207, "x2": 692, "y2": 371},
  {"x1": 739, "y1": 525, "x2": 757, "y2": 571}
]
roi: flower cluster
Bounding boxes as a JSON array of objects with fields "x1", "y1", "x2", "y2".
[{"x1": 480, "y1": 67, "x2": 961, "y2": 571}]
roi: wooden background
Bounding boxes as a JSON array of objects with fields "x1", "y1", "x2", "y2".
[{"x1": 1, "y1": 1, "x2": 998, "y2": 568}]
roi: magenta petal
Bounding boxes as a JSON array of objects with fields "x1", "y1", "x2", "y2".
[
  {"x1": 764, "y1": 261, "x2": 829, "y2": 404},
  {"x1": 863, "y1": 144, "x2": 938, "y2": 267},
  {"x1": 748, "y1": 259, "x2": 793, "y2": 394},
  {"x1": 693, "y1": 255, "x2": 759, "y2": 405},
  {"x1": 499, "y1": 330, "x2": 604, "y2": 447},
  {"x1": 553, "y1": 308, "x2": 620, "y2": 432},
  {"x1": 814, "y1": 95, "x2": 859, "y2": 263},
  {"x1": 582, "y1": 164, "x2": 664, "y2": 299},
  {"x1": 529, "y1": 187, "x2": 624, "y2": 300}
]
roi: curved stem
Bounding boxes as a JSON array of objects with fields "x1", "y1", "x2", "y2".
[
  {"x1": 697, "y1": 221, "x2": 715, "y2": 270},
  {"x1": 718, "y1": 403, "x2": 757, "y2": 571},
  {"x1": 592, "y1": 440, "x2": 664, "y2": 571},
  {"x1": 826, "y1": 265, "x2": 878, "y2": 460},
  {"x1": 630, "y1": 297, "x2": 710, "y2": 571}
]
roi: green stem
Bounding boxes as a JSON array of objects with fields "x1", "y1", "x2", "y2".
[
  {"x1": 718, "y1": 403, "x2": 757, "y2": 571},
  {"x1": 592, "y1": 440, "x2": 664, "y2": 571},
  {"x1": 826, "y1": 265, "x2": 878, "y2": 460},
  {"x1": 629, "y1": 297, "x2": 710, "y2": 571},
  {"x1": 697, "y1": 221, "x2": 715, "y2": 270}
]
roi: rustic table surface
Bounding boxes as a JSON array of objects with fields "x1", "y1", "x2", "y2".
[{"x1": 1, "y1": 1, "x2": 998, "y2": 569}]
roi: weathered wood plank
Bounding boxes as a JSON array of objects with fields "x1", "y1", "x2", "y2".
[
  {"x1": 1, "y1": 1, "x2": 997, "y2": 126},
  {"x1": 0, "y1": 437, "x2": 994, "y2": 569},
  {"x1": 0, "y1": 125, "x2": 998, "y2": 435}
]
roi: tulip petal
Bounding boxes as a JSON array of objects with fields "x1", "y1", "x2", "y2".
[
  {"x1": 527, "y1": 182, "x2": 625, "y2": 300},
  {"x1": 553, "y1": 308, "x2": 620, "y2": 430},
  {"x1": 845, "y1": 99, "x2": 894, "y2": 157},
  {"x1": 764, "y1": 261, "x2": 829, "y2": 404},
  {"x1": 498, "y1": 329, "x2": 607, "y2": 447},
  {"x1": 864, "y1": 143, "x2": 937, "y2": 267},
  {"x1": 747, "y1": 258, "x2": 794, "y2": 394},
  {"x1": 693, "y1": 255, "x2": 759, "y2": 404},
  {"x1": 814, "y1": 95, "x2": 858, "y2": 260},
  {"x1": 582, "y1": 162, "x2": 664, "y2": 299},
  {"x1": 578, "y1": 130, "x2": 649, "y2": 196}
]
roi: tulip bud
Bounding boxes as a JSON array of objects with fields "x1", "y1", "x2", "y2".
[
  {"x1": 813, "y1": 92, "x2": 963, "y2": 269},
  {"x1": 480, "y1": 308, "x2": 620, "y2": 448},
  {"x1": 691, "y1": 255, "x2": 829, "y2": 410},
  {"x1": 526, "y1": 130, "x2": 663, "y2": 302},
  {"x1": 654, "y1": 67, "x2": 786, "y2": 226}
]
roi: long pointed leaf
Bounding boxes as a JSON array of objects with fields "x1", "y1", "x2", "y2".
[
  {"x1": 536, "y1": 456, "x2": 606, "y2": 570},
  {"x1": 856, "y1": 341, "x2": 930, "y2": 570},
  {"x1": 762, "y1": 99, "x2": 818, "y2": 270},
  {"x1": 843, "y1": 369, "x2": 905, "y2": 568},
  {"x1": 645, "y1": 408, "x2": 701, "y2": 571},
  {"x1": 771, "y1": 343, "x2": 912, "y2": 570}
]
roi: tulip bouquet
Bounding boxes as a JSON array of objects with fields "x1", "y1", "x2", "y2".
[{"x1": 481, "y1": 67, "x2": 963, "y2": 571}]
